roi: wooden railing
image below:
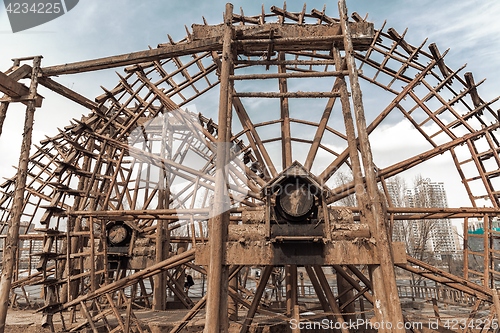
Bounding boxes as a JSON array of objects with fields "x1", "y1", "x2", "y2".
[{"x1": 397, "y1": 284, "x2": 476, "y2": 305}]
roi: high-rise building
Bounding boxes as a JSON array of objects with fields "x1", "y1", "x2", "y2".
[{"x1": 387, "y1": 178, "x2": 458, "y2": 260}]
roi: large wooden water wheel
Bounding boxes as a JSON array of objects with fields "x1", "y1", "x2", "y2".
[{"x1": 0, "y1": 2, "x2": 499, "y2": 332}]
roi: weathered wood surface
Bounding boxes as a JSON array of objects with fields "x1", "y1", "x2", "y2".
[
  {"x1": 195, "y1": 241, "x2": 407, "y2": 265},
  {"x1": 41, "y1": 37, "x2": 222, "y2": 76},
  {"x1": 0, "y1": 70, "x2": 43, "y2": 107},
  {"x1": 192, "y1": 21, "x2": 374, "y2": 51}
]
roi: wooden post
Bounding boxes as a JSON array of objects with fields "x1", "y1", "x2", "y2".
[
  {"x1": 0, "y1": 102, "x2": 9, "y2": 137},
  {"x1": 204, "y1": 4, "x2": 233, "y2": 333},
  {"x1": 292, "y1": 304, "x2": 300, "y2": 333},
  {"x1": 286, "y1": 265, "x2": 298, "y2": 316},
  {"x1": 0, "y1": 56, "x2": 41, "y2": 333},
  {"x1": 484, "y1": 215, "x2": 491, "y2": 288},
  {"x1": 493, "y1": 289, "x2": 500, "y2": 325},
  {"x1": 299, "y1": 272, "x2": 305, "y2": 297},
  {"x1": 337, "y1": 0, "x2": 404, "y2": 330},
  {"x1": 278, "y1": 51, "x2": 292, "y2": 169},
  {"x1": 463, "y1": 217, "x2": 469, "y2": 281},
  {"x1": 153, "y1": 112, "x2": 171, "y2": 310},
  {"x1": 336, "y1": 270, "x2": 356, "y2": 322}
]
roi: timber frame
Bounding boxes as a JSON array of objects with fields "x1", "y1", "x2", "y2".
[{"x1": 1, "y1": 1, "x2": 500, "y2": 332}]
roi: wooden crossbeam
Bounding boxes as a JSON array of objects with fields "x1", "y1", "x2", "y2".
[
  {"x1": 0, "y1": 71, "x2": 28, "y2": 96},
  {"x1": 38, "y1": 76, "x2": 98, "y2": 110},
  {"x1": 191, "y1": 21, "x2": 374, "y2": 51},
  {"x1": 0, "y1": 70, "x2": 43, "y2": 107},
  {"x1": 8, "y1": 64, "x2": 32, "y2": 81},
  {"x1": 41, "y1": 37, "x2": 222, "y2": 76}
]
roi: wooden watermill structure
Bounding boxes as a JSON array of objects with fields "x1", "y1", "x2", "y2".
[{"x1": 0, "y1": 1, "x2": 500, "y2": 332}]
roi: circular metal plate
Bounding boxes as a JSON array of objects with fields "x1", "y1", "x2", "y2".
[
  {"x1": 278, "y1": 183, "x2": 315, "y2": 218},
  {"x1": 108, "y1": 224, "x2": 129, "y2": 245}
]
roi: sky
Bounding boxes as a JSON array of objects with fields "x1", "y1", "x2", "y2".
[{"x1": 1, "y1": 0, "x2": 500, "y2": 210}]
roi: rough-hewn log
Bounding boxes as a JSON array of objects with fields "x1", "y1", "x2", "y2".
[
  {"x1": 41, "y1": 37, "x2": 222, "y2": 76},
  {"x1": 204, "y1": 4, "x2": 234, "y2": 333},
  {"x1": 339, "y1": 0, "x2": 404, "y2": 330},
  {"x1": 0, "y1": 57, "x2": 41, "y2": 333},
  {"x1": 192, "y1": 21, "x2": 374, "y2": 51},
  {"x1": 38, "y1": 76, "x2": 98, "y2": 110}
]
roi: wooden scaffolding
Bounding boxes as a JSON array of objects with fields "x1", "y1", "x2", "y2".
[{"x1": 1, "y1": 1, "x2": 500, "y2": 332}]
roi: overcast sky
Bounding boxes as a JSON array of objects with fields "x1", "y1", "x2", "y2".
[{"x1": 1, "y1": 0, "x2": 499, "y2": 209}]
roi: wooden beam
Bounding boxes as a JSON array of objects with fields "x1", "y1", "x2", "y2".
[
  {"x1": 8, "y1": 64, "x2": 32, "y2": 81},
  {"x1": 0, "y1": 71, "x2": 28, "y2": 96},
  {"x1": 38, "y1": 76, "x2": 98, "y2": 110},
  {"x1": 191, "y1": 21, "x2": 374, "y2": 51},
  {"x1": 0, "y1": 71, "x2": 43, "y2": 107},
  {"x1": 40, "y1": 37, "x2": 222, "y2": 76}
]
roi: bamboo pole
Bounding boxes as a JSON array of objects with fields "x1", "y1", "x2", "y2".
[
  {"x1": 0, "y1": 56, "x2": 41, "y2": 333},
  {"x1": 204, "y1": 4, "x2": 233, "y2": 333}
]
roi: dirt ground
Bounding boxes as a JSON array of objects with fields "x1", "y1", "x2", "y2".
[{"x1": 4, "y1": 309, "x2": 45, "y2": 333}]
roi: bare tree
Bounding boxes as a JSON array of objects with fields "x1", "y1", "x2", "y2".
[{"x1": 333, "y1": 170, "x2": 357, "y2": 206}]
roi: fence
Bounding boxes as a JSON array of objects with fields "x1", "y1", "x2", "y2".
[{"x1": 397, "y1": 284, "x2": 476, "y2": 305}]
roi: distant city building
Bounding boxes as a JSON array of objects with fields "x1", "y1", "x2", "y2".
[
  {"x1": 452, "y1": 226, "x2": 463, "y2": 252},
  {"x1": 387, "y1": 178, "x2": 459, "y2": 260}
]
